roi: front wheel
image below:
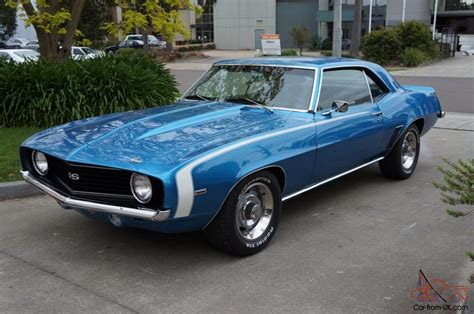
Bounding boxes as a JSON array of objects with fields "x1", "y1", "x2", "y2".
[
  {"x1": 203, "y1": 171, "x2": 282, "y2": 256},
  {"x1": 379, "y1": 125, "x2": 420, "y2": 180}
]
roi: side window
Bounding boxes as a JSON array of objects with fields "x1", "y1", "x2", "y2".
[
  {"x1": 73, "y1": 48, "x2": 84, "y2": 56},
  {"x1": 365, "y1": 72, "x2": 388, "y2": 102},
  {"x1": 317, "y1": 69, "x2": 372, "y2": 111}
]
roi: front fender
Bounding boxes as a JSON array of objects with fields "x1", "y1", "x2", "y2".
[{"x1": 172, "y1": 124, "x2": 318, "y2": 228}]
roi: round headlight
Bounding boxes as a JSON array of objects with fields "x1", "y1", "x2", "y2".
[
  {"x1": 32, "y1": 151, "x2": 48, "y2": 175},
  {"x1": 130, "y1": 173, "x2": 153, "y2": 203}
]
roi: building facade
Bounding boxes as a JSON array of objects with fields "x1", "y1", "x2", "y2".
[
  {"x1": 213, "y1": 0, "x2": 474, "y2": 50},
  {"x1": 213, "y1": 0, "x2": 276, "y2": 50}
]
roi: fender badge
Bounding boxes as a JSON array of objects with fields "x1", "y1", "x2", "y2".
[
  {"x1": 194, "y1": 188, "x2": 207, "y2": 196},
  {"x1": 129, "y1": 157, "x2": 142, "y2": 164}
]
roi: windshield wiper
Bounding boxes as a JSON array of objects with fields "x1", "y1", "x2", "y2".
[
  {"x1": 225, "y1": 97, "x2": 273, "y2": 113},
  {"x1": 184, "y1": 93, "x2": 214, "y2": 101}
]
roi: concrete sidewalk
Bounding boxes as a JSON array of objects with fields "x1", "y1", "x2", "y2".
[
  {"x1": 394, "y1": 56, "x2": 474, "y2": 78},
  {"x1": 434, "y1": 112, "x2": 474, "y2": 131},
  {"x1": 166, "y1": 49, "x2": 324, "y2": 71},
  {"x1": 167, "y1": 50, "x2": 474, "y2": 78}
]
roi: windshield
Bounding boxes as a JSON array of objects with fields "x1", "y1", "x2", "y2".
[
  {"x1": 128, "y1": 35, "x2": 141, "y2": 40},
  {"x1": 186, "y1": 65, "x2": 315, "y2": 111},
  {"x1": 14, "y1": 51, "x2": 39, "y2": 59},
  {"x1": 82, "y1": 47, "x2": 95, "y2": 54}
]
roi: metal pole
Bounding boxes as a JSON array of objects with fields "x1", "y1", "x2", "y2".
[
  {"x1": 432, "y1": 0, "x2": 439, "y2": 40},
  {"x1": 368, "y1": 0, "x2": 373, "y2": 33},
  {"x1": 402, "y1": 0, "x2": 406, "y2": 23},
  {"x1": 332, "y1": 0, "x2": 342, "y2": 57}
]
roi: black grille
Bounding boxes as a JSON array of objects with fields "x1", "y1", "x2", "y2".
[
  {"x1": 53, "y1": 159, "x2": 132, "y2": 195},
  {"x1": 20, "y1": 147, "x2": 163, "y2": 210}
]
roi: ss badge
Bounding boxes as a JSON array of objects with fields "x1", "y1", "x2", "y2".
[{"x1": 68, "y1": 172, "x2": 80, "y2": 181}]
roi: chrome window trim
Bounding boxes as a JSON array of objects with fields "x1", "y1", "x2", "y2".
[
  {"x1": 181, "y1": 63, "x2": 318, "y2": 113},
  {"x1": 314, "y1": 65, "x2": 388, "y2": 111},
  {"x1": 180, "y1": 64, "x2": 214, "y2": 100},
  {"x1": 363, "y1": 71, "x2": 374, "y2": 103}
]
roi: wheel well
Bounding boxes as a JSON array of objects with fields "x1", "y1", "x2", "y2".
[
  {"x1": 413, "y1": 118, "x2": 425, "y2": 134},
  {"x1": 265, "y1": 166, "x2": 286, "y2": 193}
]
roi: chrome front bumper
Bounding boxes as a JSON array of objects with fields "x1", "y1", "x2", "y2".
[{"x1": 21, "y1": 171, "x2": 170, "y2": 221}]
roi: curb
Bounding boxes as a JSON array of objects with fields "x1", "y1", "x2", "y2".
[{"x1": 0, "y1": 180, "x2": 42, "y2": 201}]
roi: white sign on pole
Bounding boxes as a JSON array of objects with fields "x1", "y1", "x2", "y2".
[{"x1": 261, "y1": 34, "x2": 281, "y2": 56}]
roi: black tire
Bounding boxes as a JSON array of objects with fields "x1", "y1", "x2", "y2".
[
  {"x1": 203, "y1": 171, "x2": 282, "y2": 256},
  {"x1": 379, "y1": 124, "x2": 420, "y2": 180}
]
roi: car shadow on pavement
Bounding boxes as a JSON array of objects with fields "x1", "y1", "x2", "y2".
[{"x1": 42, "y1": 165, "x2": 387, "y2": 260}]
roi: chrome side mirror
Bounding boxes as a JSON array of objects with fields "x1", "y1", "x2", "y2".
[{"x1": 321, "y1": 100, "x2": 350, "y2": 116}]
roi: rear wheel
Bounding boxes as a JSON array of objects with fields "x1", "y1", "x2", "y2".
[
  {"x1": 379, "y1": 125, "x2": 420, "y2": 180},
  {"x1": 203, "y1": 171, "x2": 281, "y2": 256}
]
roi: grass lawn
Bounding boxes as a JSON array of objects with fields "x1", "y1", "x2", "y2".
[{"x1": 0, "y1": 127, "x2": 41, "y2": 182}]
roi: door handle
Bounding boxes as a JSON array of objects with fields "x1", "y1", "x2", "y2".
[{"x1": 371, "y1": 111, "x2": 383, "y2": 117}]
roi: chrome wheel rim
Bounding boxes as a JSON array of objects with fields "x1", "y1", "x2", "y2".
[
  {"x1": 236, "y1": 182, "x2": 273, "y2": 240},
  {"x1": 401, "y1": 131, "x2": 417, "y2": 171}
]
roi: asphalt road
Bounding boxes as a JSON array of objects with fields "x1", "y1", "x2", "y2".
[
  {"x1": 1, "y1": 128, "x2": 473, "y2": 313},
  {"x1": 171, "y1": 70, "x2": 474, "y2": 114}
]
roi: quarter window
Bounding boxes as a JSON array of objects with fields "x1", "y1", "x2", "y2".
[
  {"x1": 317, "y1": 69, "x2": 372, "y2": 111},
  {"x1": 365, "y1": 72, "x2": 388, "y2": 102}
]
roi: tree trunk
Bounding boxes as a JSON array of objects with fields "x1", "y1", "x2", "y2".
[
  {"x1": 22, "y1": 0, "x2": 85, "y2": 61},
  {"x1": 332, "y1": 0, "x2": 342, "y2": 57},
  {"x1": 143, "y1": 31, "x2": 150, "y2": 53},
  {"x1": 350, "y1": 0, "x2": 362, "y2": 57},
  {"x1": 60, "y1": 0, "x2": 86, "y2": 60}
]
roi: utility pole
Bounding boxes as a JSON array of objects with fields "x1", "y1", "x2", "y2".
[
  {"x1": 432, "y1": 0, "x2": 439, "y2": 40},
  {"x1": 351, "y1": 0, "x2": 362, "y2": 57},
  {"x1": 332, "y1": 0, "x2": 342, "y2": 57},
  {"x1": 402, "y1": 0, "x2": 406, "y2": 23},
  {"x1": 368, "y1": 0, "x2": 373, "y2": 33}
]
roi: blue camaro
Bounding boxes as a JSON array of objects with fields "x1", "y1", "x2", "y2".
[{"x1": 20, "y1": 58, "x2": 444, "y2": 255}]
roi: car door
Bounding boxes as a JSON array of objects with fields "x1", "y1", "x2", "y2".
[{"x1": 311, "y1": 67, "x2": 386, "y2": 182}]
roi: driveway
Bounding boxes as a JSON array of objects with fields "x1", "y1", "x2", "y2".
[{"x1": 1, "y1": 127, "x2": 472, "y2": 313}]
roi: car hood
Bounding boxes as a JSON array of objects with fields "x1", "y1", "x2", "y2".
[{"x1": 23, "y1": 101, "x2": 301, "y2": 177}]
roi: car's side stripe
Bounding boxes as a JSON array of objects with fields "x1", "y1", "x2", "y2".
[{"x1": 174, "y1": 111, "x2": 370, "y2": 218}]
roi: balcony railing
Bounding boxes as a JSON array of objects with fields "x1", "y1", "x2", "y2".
[{"x1": 441, "y1": 0, "x2": 474, "y2": 12}]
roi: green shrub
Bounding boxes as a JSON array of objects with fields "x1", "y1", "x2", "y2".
[
  {"x1": 309, "y1": 35, "x2": 321, "y2": 51},
  {"x1": 396, "y1": 21, "x2": 439, "y2": 59},
  {"x1": 361, "y1": 22, "x2": 439, "y2": 65},
  {"x1": 281, "y1": 49, "x2": 298, "y2": 56},
  {"x1": 321, "y1": 38, "x2": 332, "y2": 50},
  {"x1": 400, "y1": 48, "x2": 430, "y2": 67},
  {"x1": 396, "y1": 21, "x2": 432, "y2": 51},
  {"x1": 0, "y1": 54, "x2": 179, "y2": 128},
  {"x1": 361, "y1": 27, "x2": 402, "y2": 65}
]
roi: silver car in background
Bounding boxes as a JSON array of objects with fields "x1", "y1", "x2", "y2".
[{"x1": 0, "y1": 49, "x2": 40, "y2": 63}]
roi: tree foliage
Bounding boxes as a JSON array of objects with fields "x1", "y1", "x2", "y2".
[
  {"x1": 6, "y1": 0, "x2": 86, "y2": 60},
  {"x1": 75, "y1": 0, "x2": 111, "y2": 42},
  {"x1": 0, "y1": 0, "x2": 17, "y2": 38},
  {"x1": 433, "y1": 158, "x2": 474, "y2": 262},
  {"x1": 289, "y1": 25, "x2": 310, "y2": 56},
  {"x1": 103, "y1": 0, "x2": 201, "y2": 50}
]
